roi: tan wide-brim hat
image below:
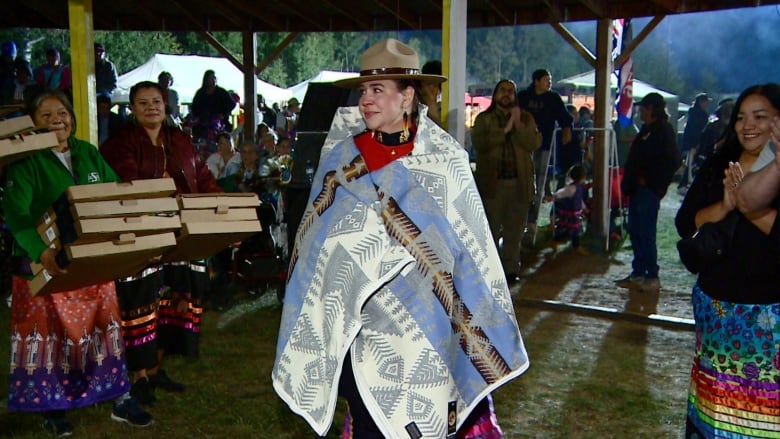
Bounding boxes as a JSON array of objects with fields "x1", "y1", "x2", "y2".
[{"x1": 334, "y1": 38, "x2": 447, "y2": 88}]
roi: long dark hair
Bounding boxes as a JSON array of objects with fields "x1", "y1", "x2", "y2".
[
  {"x1": 201, "y1": 70, "x2": 216, "y2": 88},
  {"x1": 484, "y1": 79, "x2": 516, "y2": 113},
  {"x1": 718, "y1": 83, "x2": 780, "y2": 160}
]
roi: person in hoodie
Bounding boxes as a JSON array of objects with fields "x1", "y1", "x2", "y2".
[{"x1": 516, "y1": 68, "x2": 573, "y2": 239}]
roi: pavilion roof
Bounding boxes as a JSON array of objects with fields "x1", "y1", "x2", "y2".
[{"x1": 4, "y1": 0, "x2": 777, "y2": 32}]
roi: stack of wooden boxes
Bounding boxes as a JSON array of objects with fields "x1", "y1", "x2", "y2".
[
  {"x1": 162, "y1": 193, "x2": 262, "y2": 262},
  {"x1": 0, "y1": 115, "x2": 59, "y2": 168},
  {"x1": 30, "y1": 179, "x2": 181, "y2": 295}
]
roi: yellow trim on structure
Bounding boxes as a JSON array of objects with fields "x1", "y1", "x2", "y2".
[
  {"x1": 68, "y1": 0, "x2": 97, "y2": 145},
  {"x1": 441, "y1": 0, "x2": 451, "y2": 130}
]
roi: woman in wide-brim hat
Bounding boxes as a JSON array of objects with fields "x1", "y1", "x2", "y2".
[
  {"x1": 333, "y1": 37, "x2": 446, "y2": 155},
  {"x1": 273, "y1": 38, "x2": 529, "y2": 439}
]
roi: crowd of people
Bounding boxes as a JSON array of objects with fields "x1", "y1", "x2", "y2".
[
  {"x1": 1, "y1": 34, "x2": 778, "y2": 439},
  {"x1": 0, "y1": 50, "x2": 299, "y2": 435}
]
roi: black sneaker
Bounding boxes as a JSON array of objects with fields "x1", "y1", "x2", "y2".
[
  {"x1": 130, "y1": 377, "x2": 156, "y2": 406},
  {"x1": 149, "y1": 369, "x2": 186, "y2": 393},
  {"x1": 111, "y1": 397, "x2": 154, "y2": 427},
  {"x1": 42, "y1": 410, "x2": 73, "y2": 437}
]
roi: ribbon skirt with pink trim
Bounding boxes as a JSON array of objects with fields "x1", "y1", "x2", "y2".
[{"x1": 686, "y1": 284, "x2": 780, "y2": 438}]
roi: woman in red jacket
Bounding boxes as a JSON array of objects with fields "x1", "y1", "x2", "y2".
[{"x1": 101, "y1": 81, "x2": 221, "y2": 408}]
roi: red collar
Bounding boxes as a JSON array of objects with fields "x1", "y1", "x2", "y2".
[{"x1": 354, "y1": 131, "x2": 414, "y2": 171}]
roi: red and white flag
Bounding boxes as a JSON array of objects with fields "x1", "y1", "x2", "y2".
[{"x1": 613, "y1": 19, "x2": 634, "y2": 127}]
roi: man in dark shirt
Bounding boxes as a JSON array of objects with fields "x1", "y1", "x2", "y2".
[
  {"x1": 517, "y1": 69, "x2": 573, "y2": 239},
  {"x1": 678, "y1": 93, "x2": 711, "y2": 193},
  {"x1": 616, "y1": 92, "x2": 681, "y2": 292},
  {"x1": 94, "y1": 43, "x2": 118, "y2": 97},
  {"x1": 96, "y1": 93, "x2": 122, "y2": 146}
]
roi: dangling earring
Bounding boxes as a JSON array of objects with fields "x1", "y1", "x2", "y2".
[{"x1": 400, "y1": 111, "x2": 409, "y2": 143}]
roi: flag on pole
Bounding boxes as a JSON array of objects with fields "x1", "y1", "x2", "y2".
[{"x1": 613, "y1": 19, "x2": 634, "y2": 127}]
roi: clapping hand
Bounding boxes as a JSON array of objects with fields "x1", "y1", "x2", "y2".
[{"x1": 723, "y1": 161, "x2": 743, "y2": 211}]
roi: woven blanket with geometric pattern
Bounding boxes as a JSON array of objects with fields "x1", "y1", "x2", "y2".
[{"x1": 272, "y1": 107, "x2": 529, "y2": 438}]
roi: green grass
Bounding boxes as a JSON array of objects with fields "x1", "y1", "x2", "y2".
[{"x1": 0, "y1": 191, "x2": 693, "y2": 438}]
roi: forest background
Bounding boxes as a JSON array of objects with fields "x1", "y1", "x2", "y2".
[{"x1": 1, "y1": 5, "x2": 779, "y2": 104}]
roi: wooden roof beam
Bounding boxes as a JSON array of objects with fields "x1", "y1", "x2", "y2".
[
  {"x1": 542, "y1": 0, "x2": 565, "y2": 22},
  {"x1": 320, "y1": 0, "x2": 372, "y2": 31},
  {"x1": 208, "y1": 0, "x2": 250, "y2": 29},
  {"x1": 133, "y1": 2, "x2": 175, "y2": 32},
  {"x1": 576, "y1": 0, "x2": 605, "y2": 18},
  {"x1": 277, "y1": 0, "x2": 329, "y2": 32},
  {"x1": 229, "y1": 0, "x2": 287, "y2": 31},
  {"x1": 647, "y1": 0, "x2": 680, "y2": 13},
  {"x1": 615, "y1": 15, "x2": 665, "y2": 66},
  {"x1": 425, "y1": 0, "x2": 442, "y2": 12},
  {"x1": 17, "y1": 3, "x2": 64, "y2": 28},
  {"x1": 483, "y1": 0, "x2": 514, "y2": 26},
  {"x1": 169, "y1": 0, "x2": 243, "y2": 69},
  {"x1": 376, "y1": 0, "x2": 422, "y2": 30},
  {"x1": 256, "y1": 32, "x2": 299, "y2": 76},
  {"x1": 550, "y1": 22, "x2": 596, "y2": 67}
]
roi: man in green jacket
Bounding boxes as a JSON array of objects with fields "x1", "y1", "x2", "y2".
[{"x1": 472, "y1": 79, "x2": 541, "y2": 283}]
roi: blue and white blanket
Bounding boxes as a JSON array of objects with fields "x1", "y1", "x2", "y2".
[{"x1": 273, "y1": 107, "x2": 529, "y2": 438}]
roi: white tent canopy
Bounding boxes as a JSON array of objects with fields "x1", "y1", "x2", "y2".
[
  {"x1": 114, "y1": 54, "x2": 291, "y2": 105},
  {"x1": 557, "y1": 70, "x2": 688, "y2": 120},
  {"x1": 287, "y1": 70, "x2": 359, "y2": 103},
  {"x1": 557, "y1": 70, "x2": 677, "y2": 99}
]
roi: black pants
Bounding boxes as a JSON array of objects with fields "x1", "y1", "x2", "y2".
[{"x1": 337, "y1": 353, "x2": 384, "y2": 439}]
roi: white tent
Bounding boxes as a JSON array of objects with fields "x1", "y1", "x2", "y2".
[
  {"x1": 557, "y1": 70, "x2": 687, "y2": 120},
  {"x1": 287, "y1": 70, "x2": 359, "y2": 103},
  {"x1": 114, "y1": 54, "x2": 291, "y2": 105},
  {"x1": 557, "y1": 70, "x2": 677, "y2": 99}
]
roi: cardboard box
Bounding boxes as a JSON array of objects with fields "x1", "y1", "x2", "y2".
[
  {"x1": 71, "y1": 197, "x2": 179, "y2": 218},
  {"x1": 66, "y1": 178, "x2": 177, "y2": 202},
  {"x1": 178, "y1": 193, "x2": 259, "y2": 210},
  {"x1": 0, "y1": 115, "x2": 34, "y2": 137},
  {"x1": 179, "y1": 207, "x2": 258, "y2": 223},
  {"x1": 74, "y1": 214, "x2": 181, "y2": 237},
  {"x1": 0, "y1": 132, "x2": 59, "y2": 168},
  {"x1": 30, "y1": 232, "x2": 177, "y2": 296},
  {"x1": 161, "y1": 220, "x2": 261, "y2": 263}
]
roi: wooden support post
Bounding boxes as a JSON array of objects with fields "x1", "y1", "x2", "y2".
[
  {"x1": 242, "y1": 31, "x2": 257, "y2": 146},
  {"x1": 68, "y1": 0, "x2": 96, "y2": 145},
  {"x1": 442, "y1": 0, "x2": 467, "y2": 144},
  {"x1": 592, "y1": 19, "x2": 614, "y2": 243}
]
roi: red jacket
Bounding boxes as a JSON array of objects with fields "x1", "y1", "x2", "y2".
[{"x1": 101, "y1": 122, "x2": 221, "y2": 194}]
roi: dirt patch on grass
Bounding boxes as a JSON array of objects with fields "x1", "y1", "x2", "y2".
[{"x1": 497, "y1": 191, "x2": 695, "y2": 438}]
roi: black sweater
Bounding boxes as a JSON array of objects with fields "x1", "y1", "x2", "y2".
[
  {"x1": 622, "y1": 119, "x2": 681, "y2": 198},
  {"x1": 675, "y1": 146, "x2": 780, "y2": 304}
]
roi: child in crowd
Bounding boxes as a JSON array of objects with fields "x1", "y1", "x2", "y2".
[{"x1": 545, "y1": 164, "x2": 589, "y2": 255}]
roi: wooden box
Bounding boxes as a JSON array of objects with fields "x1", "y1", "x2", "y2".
[
  {"x1": 160, "y1": 221, "x2": 261, "y2": 263},
  {"x1": 30, "y1": 232, "x2": 177, "y2": 296},
  {"x1": 71, "y1": 197, "x2": 179, "y2": 218},
  {"x1": 74, "y1": 214, "x2": 181, "y2": 238},
  {"x1": 0, "y1": 115, "x2": 34, "y2": 137},
  {"x1": 66, "y1": 178, "x2": 177, "y2": 202},
  {"x1": 177, "y1": 193, "x2": 259, "y2": 210},
  {"x1": 0, "y1": 132, "x2": 59, "y2": 168}
]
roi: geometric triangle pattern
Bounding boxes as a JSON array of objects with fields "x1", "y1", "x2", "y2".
[{"x1": 273, "y1": 107, "x2": 529, "y2": 438}]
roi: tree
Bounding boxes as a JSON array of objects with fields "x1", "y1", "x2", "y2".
[{"x1": 95, "y1": 31, "x2": 181, "y2": 74}]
